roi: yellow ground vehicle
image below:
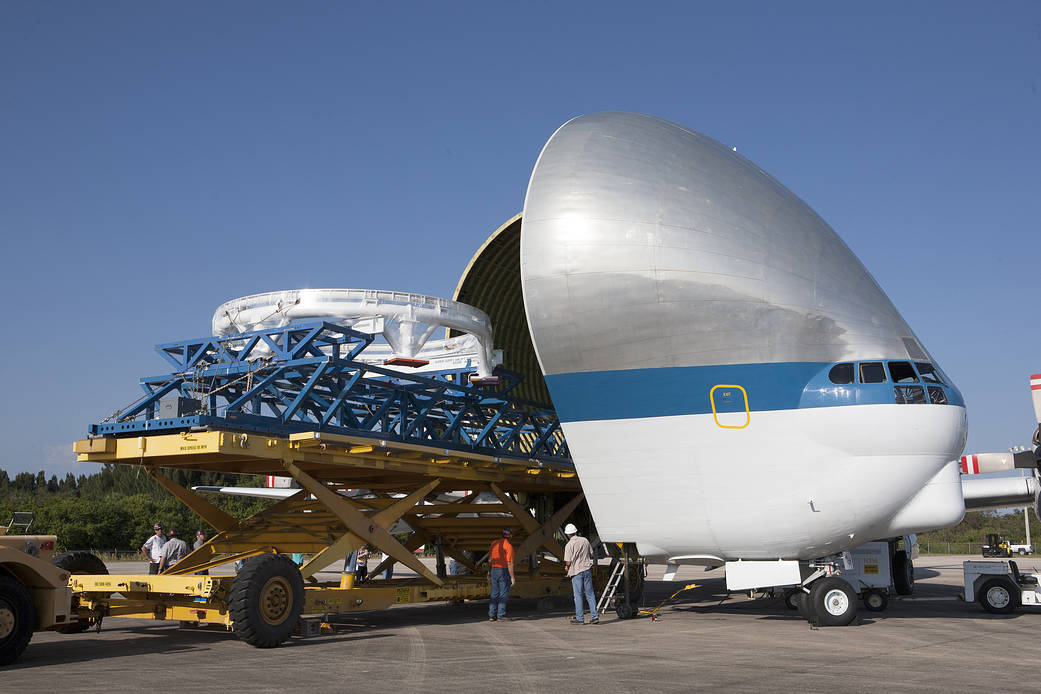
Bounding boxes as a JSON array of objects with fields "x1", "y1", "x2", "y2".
[
  {"x1": 62, "y1": 430, "x2": 607, "y2": 649},
  {"x1": 982, "y1": 533, "x2": 1012, "y2": 558}
]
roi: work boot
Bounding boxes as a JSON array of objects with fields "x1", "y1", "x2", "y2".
[
  {"x1": 569, "y1": 618, "x2": 584, "y2": 625},
  {"x1": 488, "y1": 616, "x2": 497, "y2": 622},
  {"x1": 589, "y1": 617, "x2": 599, "y2": 624}
]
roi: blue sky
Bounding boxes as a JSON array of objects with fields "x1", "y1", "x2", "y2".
[{"x1": 1, "y1": 1, "x2": 1038, "y2": 477}]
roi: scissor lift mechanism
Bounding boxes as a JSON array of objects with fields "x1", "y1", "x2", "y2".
[
  {"x1": 68, "y1": 320, "x2": 599, "y2": 645},
  {"x1": 72, "y1": 430, "x2": 590, "y2": 640}
]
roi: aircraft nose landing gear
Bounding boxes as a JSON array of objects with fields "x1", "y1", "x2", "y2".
[{"x1": 809, "y1": 577, "x2": 858, "y2": 626}]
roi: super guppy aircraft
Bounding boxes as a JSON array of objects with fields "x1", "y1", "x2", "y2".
[{"x1": 454, "y1": 112, "x2": 970, "y2": 623}]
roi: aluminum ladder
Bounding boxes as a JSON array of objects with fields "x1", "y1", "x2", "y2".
[{"x1": 596, "y1": 558, "x2": 627, "y2": 615}]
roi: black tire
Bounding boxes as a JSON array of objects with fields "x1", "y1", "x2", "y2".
[
  {"x1": 783, "y1": 588, "x2": 800, "y2": 610},
  {"x1": 616, "y1": 601, "x2": 635, "y2": 620},
  {"x1": 893, "y1": 550, "x2": 914, "y2": 596},
  {"x1": 1018, "y1": 549, "x2": 1027, "y2": 556},
  {"x1": 229, "y1": 555, "x2": 305, "y2": 647},
  {"x1": 978, "y1": 578, "x2": 1018, "y2": 615},
  {"x1": 52, "y1": 551, "x2": 108, "y2": 577},
  {"x1": 809, "y1": 577, "x2": 858, "y2": 626},
  {"x1": 793, "y1": 589, "x2": 815, "y2": 621},
  {"x1": 0, "y1": 575, "x2": 35, "y2": 666},
  {"x1": 626, "y1": 564, "x2": 645, "y2": 605},
  {"x1": 52, "y1": 551, "x2": 108, "y2": 634},
  {"x1": 862, "y1": 588, "x2": 888, "y2": 612}
]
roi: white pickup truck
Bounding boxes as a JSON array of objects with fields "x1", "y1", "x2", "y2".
[{"x1": 1009, "y1": 543, "x2": 1035, "y2": 555}]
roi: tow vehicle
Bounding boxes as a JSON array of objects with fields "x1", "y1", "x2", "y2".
[
  {"x1": 963, "y1": 559, "x2": 1041, "y2": 613},
  {"x1": 0, "y1": 513, "x2": 105, "y2": 666}
]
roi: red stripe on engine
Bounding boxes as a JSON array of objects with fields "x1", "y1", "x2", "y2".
[{"x1": 960, "y1": 457, "x2": 968, "y2": 474}]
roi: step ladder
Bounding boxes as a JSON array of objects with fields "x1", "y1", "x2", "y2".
[{"x1": 596, "y1": 559, "x2": 627, "y2": 615}]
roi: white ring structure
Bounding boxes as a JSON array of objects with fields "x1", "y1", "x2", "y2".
[{"x1": 212, "y1": 288, "x2": 500, "y2": 380}]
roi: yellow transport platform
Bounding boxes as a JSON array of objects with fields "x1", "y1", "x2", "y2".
[{"x1": 70, "y1": 429, "x2": 600, "y2": 647}]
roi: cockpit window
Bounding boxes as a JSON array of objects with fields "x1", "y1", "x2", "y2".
[
  {"x1": 888, "y1": 361, "x2": 919, "y2": 383},
  {"x1": 927, "y1": 386, "x2": 948, "y2": 405},
  {"x1": 895, "y1": 385, "x2": 927, "y2": 404},
  {"x1": 829, "y1": 363, "x2": 854, "y2": 384},
  {"x1": 859, "y1": 362, "x2": 887, "y2": 384},
  {"x1": 915, "y1": 362, "x2": 945, "y2": 385}
]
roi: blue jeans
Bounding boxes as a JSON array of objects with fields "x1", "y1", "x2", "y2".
[
  {"x1": 571, "y1": 569, "x2": 599, "y2": 622},
  {"x1": 489, "y1": 567, "x2": 512, "y2": 618}
]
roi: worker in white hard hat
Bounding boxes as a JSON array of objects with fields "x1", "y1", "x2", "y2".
[{"x1": 563, "y1": 523, "x2": 599, "y2": 625}]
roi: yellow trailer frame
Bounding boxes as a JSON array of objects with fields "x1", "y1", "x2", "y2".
[{"x1": 71, "y1": 429, "x2": 598, "y2": 641}]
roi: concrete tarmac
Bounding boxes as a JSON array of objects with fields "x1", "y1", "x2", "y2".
[{"x1": 6, "y1": 555, "x2": 1041, "y2": 693}]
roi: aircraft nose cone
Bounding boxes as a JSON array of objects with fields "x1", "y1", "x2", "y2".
[{"x1": 520, "y1": 111, "x2": 931, "y2": 378}]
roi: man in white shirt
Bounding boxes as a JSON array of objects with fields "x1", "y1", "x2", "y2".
[
  {"x1": 563, "y1": 523, "x2": 599, "y2": 625},
  {"x1": 141, "y1": 522, "x2": 166, "y2": 575}
]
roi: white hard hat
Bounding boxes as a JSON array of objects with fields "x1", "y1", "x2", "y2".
[{"x1": 564, "y1": 523, "x2": 578, "y2": 535}]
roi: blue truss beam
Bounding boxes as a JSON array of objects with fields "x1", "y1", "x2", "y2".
[{"x1": 90, "y1": 321, "x2": 571, "y2": 467}]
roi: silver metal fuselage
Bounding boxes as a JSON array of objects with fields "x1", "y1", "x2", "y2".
[{"x1": 518, "y1": 113, "x2": 967, "y2": 562}]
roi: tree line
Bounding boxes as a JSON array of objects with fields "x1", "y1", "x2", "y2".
[
  {"x1": 0, "y1": 464, "x2": 273, "y2": 553},
  {"x1": 918, "y1": 507, "x2": 1039, "y2": 548}
]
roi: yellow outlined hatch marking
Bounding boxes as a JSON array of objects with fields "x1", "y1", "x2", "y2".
[{"x1": 710, "y1": 384, "x2": 750, "y2": 429}]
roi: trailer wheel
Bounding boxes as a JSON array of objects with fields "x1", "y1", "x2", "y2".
[
  {"x1": 229, "y1": 555, "x2": 305, "y2": 648},
  {"x1": 52, "y1": 551, "x2": 108, "y2": 633},
  {"x1": 616, "y1": 601, "x2": 635, "y2": 620},
  {"x1": 893, "y1": 550, "x2": 914, "y2": 595},
  {"x1": 0, "y1": 575, "x2": 35, "y2": 666},
  {"x1": 978, "y1": 578, "x2": 1018, "y2": 615},
  {"x1": 862, "y1": 588, "x2": 888, "y2": 612},
  {"x1": 809, "y1": 577, "x2": 858, "y2": 626}
]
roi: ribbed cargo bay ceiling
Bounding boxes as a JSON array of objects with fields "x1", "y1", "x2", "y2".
[{"x1": 451, "y1": 213, "x2": 551, "y2": 406}]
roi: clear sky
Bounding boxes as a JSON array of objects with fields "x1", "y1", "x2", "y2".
[{"x1": 1, "y1": 1, "x2": 1038, "y2": 478}]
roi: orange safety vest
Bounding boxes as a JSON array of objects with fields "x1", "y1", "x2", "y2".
[{"x1": 489, "y1": 538, "x2": 514, "y2": 568}]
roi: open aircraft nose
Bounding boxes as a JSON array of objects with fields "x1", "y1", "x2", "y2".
[{"x1": 507, "y1": 112, "x2": 966, "y2": 559}]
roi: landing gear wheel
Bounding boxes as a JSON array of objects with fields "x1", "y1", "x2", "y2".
[
  {"x1": 809, "y1": 577, "x2": 858, "y2": 626},
  {"x1": 978, "y1": 578, "x2": 1018, "y2": 615},
  {"x1": 893, "y1": 550, "x2": 914, "y2": 596},
  {"x1": 52, "y1": 551, "x2": 109, "y2": 633},
  {"x1": 229, "y1": 555, "x2": 305, "y2": 647},
  {"x1": 0, "y1": 575, "x2": 35, "y2": 666},
  {"x1": 862, "y1": 588, "x2": 888, "y2": 612},
  {"x1": 792, "y1": 589, "x2": 815, "y2": 621},
  {"x1": 616, "y1": 601, "x2": 636, "y2": 620},
  {"x1": 783, "y1": 588, "x2": 801, "y2": 610}
]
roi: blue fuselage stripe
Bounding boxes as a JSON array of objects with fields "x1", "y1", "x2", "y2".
[{"x1": 544, "y1": 362, "x2": 963, "y2": 423}]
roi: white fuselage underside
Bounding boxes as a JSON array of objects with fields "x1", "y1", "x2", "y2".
[{"x1": 560, "y1": 404, "x2": 968, "y2": 561}]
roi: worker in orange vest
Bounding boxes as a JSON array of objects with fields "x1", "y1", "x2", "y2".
[{"x1": 488, "y1": 527, "x2": 515, "y2": 621}]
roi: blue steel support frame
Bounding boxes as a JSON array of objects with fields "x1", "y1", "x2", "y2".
[{"x1": 90, "y1": 321, "x2": 571, "y2": 467}]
